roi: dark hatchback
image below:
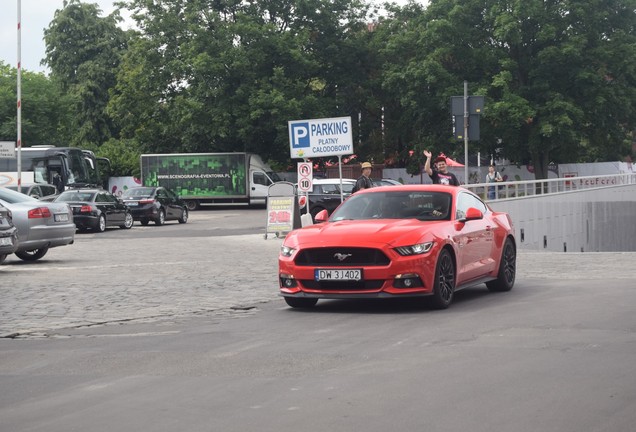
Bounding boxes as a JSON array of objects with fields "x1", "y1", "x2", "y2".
[
  {"x1": 54, "y1": 189, "x2": 134, "y2": 232},
  {"x1": 121, "y1": 187, "x2": 188, "y2": 225}
]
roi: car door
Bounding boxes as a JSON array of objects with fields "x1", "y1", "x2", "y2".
[
  {"x1": 164, "y1": 188, "x2": 182, "y2": 220},
  {"x1": 96, "y1": 192, "x2": 122, "y2": 225},
  {"x1": 155, "y1": 188, "x2": 173, "y2": 220},
  {"x1": 453, "y1": 191, "x2": 497, "y2": 283}
]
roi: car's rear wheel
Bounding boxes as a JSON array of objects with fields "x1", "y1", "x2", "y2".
[
  {"x1": 486, "y1": 237, "x2": 516, "y2": 292},
  {"x1": 430, "y1": 248, "x2": 455, "y2": 309},
  {"x1": 155, "y1": 209, "x2": 165, "y2": 226},
  {"x1": 178, "y1": 208, "x2": 188, "y2": 224},
  {"x1": 0, "y1": 254, "x2": 6, "y2": 264},
  {"x1": 185, "y1": 200, "x2": 199, "y2": 211},
  {"x1": 96, "y1": 215, "x2": 106, "y2": 232},
  {"x1": 120, "y1": 213, "x2": 134, "y2": 229},
  {"x1": 284, "y1": 297, "x2": 318, "y2": 308},
  {"x1": 15, "y1": 247, "x2": 49, "y2": 261}
]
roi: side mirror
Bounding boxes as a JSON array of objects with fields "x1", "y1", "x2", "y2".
[
  {"x1": 314, "y1": 209, "x2": 329, "y2": 223},
  {"x1": 464, "y1": 207, "x2": 483, "y2": 221}
]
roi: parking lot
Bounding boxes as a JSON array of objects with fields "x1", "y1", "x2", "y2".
[
  {"x1": 3, "y1": 206, "x2": 636, "y2": 338},
  {"x1": 3, "y1": 207, "x2": 636, "y2": 431},
  {"x1": 0, "y1": 206, "x2": 281, "y2": 337}
]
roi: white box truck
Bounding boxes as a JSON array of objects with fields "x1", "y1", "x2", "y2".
[{"x1": 140, "y1": 153, "x2": 281, "y2": 210}]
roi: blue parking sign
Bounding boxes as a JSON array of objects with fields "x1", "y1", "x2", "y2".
[
  {"x1": 288, "y1": 117, "x2": 353, "y2": 159},
  {"x1": 290, "y1": 122, "x2": 310, "y2": 149}
]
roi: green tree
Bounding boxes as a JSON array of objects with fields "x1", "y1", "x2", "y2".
[
  {"x1": 376, "y1": 0, "x2": 636, "y2": 179},
  {"x1": 109, "y1": 0, "x2": 371, "y2": 166},
  {"x1": 0, "y1": 61, "x2": 74, "y2": 145},
  {"x1": 43, "y1": 0, "x2": 129, "y2": 148}
]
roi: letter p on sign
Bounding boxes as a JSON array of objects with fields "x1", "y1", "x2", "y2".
[{"x1": 291, "y1": 122, "x2": 310, "y2": 148}]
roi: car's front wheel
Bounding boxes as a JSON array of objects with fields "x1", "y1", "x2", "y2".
[
  {"x1": 486, "y1": 238, "x2": 516, "y2": 292},
  {"x1": 120, "y1": 213, "x2": 134, "y2": 229},
  {"x1": 15, "y1": 247, "x2": 49, "y2": 261},
  {"x1": 0, "y1": 254, "x2": 6, "y2": 264},
  {"x1": 284, "y1": 297, "x2": 318, "y2": 308},
  {"x1": 178, "y1": 208, "x2": 188, "y2": 224},
  {"x1": 430, "y1": 248, "x2": 455, "y2": 309}
]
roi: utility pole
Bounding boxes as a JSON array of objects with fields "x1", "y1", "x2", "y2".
[{"x1": 17, "y1": 0, "x2": 23, "y2": 192}]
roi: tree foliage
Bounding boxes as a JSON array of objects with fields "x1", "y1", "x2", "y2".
[
  {"x1": 3, "y1": 0, "x2": 634, "y2": 180},
  {"x1": 43, "y1": 0, "x2": 128, "y2": 148},
  {"x1": 109, "y1": 0, "x2": 373, "y2": 163},
  {"x1": 0, "y1": 61, "x2": 74, "y2": 145},
  {"x1": 377, "y1": 0, "x2": 636, "y2": 178}
]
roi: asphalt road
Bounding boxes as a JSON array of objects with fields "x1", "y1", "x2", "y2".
[{"x1": 1, "y1": 207, "x2": 635, "y2": 432}]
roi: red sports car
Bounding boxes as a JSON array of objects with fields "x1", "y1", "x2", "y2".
[{"x1": 279, "y1": 184, "x2": 516, "y2": 309}]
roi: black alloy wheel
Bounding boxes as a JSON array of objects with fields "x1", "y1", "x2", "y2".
[
  {"x1": 486, "y1": 238, "x2": 516, "y2": 292},
  {"x1": 430, "y1": 248, "x2": 456, "y2": 309}
]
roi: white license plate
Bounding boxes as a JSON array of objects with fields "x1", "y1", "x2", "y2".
[
  {"x1": 126, "y1": 202, "x2": 138, "y2": 206},
  {"x1": 0, "y1": 236, "x2": 13, "y2": 246},
  {"x1": 55, "y1": 213, "x2": 69, "y2": 222},
  {"x1": 315, "y1": 269, "x2": 362, "y2": 281}
]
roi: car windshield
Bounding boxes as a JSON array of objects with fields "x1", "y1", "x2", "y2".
[
  {"x1": 122, "y1": 188, "x2": 155, "y2": 199},
  {"x1": 56, "y1": 191, "x2": 97, "y2": 202},
  {"x1": 0, "y1": 187, "x2": 40, "y2": 204},
  {"x1": 330, "y1": 191, "x2": 452, "y2": 221}
]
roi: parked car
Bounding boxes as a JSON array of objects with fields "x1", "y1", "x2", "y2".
[
  {"x1": 0, "y1": 187, "x2": 75, "y2": 261},
  {"x1": 371, "y1": 178, "x2": 402, "y2": 187},
  {"x1": 279, "y1": 184, "x2": 516, "y2": 309},
  {"x1": 0, "y1": 203, "x2": 19, "y2": 264},
  {"x1": 54, "y1": 189, "x2": 134, "y2": 232},
  {"x1": 4, "y1": 183, "x2": 59, "y2": 200},
  {"x1": 298, "y1": 178, "x2": 357, "y2": 219},
  {"x1": 121, "y1": 186, "x2": 188, "y2": 225}
]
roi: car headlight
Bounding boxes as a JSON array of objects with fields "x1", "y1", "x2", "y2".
[
  {"x1": 280, "y1": 245, "x2": 296, "y2": 257},
  {"x1": 394, "y1": 242, "x2": 434, "y2": 256}
]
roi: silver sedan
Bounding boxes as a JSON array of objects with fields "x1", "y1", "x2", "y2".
[{"x1": 0, "y1": 187, "x2": 75, "y2": 261}]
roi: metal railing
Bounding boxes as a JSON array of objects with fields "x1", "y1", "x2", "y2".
[{"x1": 464, "y1": 172, "x2": 636, "y2": 201}]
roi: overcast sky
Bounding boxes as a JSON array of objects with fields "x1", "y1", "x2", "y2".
[{"x1": 0, "y1": 0, "x2": 125, "y2": 74}]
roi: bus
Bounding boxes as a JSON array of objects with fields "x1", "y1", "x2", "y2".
[{"x1": 0, "y1": 146, "x2": 111, "y2": 192}]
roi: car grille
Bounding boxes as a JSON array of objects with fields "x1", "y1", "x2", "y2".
[
  {"x1": 295, "y1": 247, "x2": 390, "y2": 266},
  {"x1": 300, "y1": 280, "x2": 384, "y2": 291}
]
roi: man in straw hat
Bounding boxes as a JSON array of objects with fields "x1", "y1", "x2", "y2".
[{"x1": 352, "y1": 161, "x2": 374, "y2": 193}]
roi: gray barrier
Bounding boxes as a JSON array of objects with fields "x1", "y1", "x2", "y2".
[{"x1": 488, "y1": 184, "x2": 636, "y2": 252}]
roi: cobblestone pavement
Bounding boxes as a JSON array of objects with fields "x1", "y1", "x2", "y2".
[{"x1": 1, "y1": 211, "x2": 634, "y2": 337}]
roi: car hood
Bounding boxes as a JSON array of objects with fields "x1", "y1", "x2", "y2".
[{"x1": 285, "y1": 219, "x2": 448, "y2": 248}]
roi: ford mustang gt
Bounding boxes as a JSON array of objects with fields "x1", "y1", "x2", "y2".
[{"x1": 279, "y1": 184, "x2": 516, "y2": 309}]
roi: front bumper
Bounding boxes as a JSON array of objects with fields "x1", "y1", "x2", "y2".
[{"x1": 279, "y1": 253, "x2": 438, "y2": 299}]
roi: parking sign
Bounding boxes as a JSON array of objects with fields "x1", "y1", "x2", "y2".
[{"x1": 288, "y1": 116, "x2": 354, "y2": 159}]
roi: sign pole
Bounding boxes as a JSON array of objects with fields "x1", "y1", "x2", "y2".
[
  {"x1": 463, "y1": 80, "x2": 468, "y2": 184},
  {"x1": 338, "y1": 155, "x2": 344, "y2": 202}
]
